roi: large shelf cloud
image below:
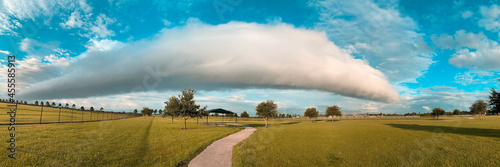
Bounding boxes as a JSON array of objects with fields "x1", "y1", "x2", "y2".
[{"x1": 18, "y1": 21, "x2": 399, "y2": 103}]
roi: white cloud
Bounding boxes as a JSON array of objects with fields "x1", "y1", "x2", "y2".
[
  {"x1": 454, "y1": 71, "x2": 495, "y2": 86},
  {"x1": 60, "y1": 11, "x2": 84, "y2": 28},
  {"x1": 0, "y1": 50, "x2": 11, "y2": 55},
  {"x1": 462, "y1": 10, "x2": 473, "y2": 18},
  {"x1": 0, "y1": 12, "x2": 20, "y2": 35},
  {"x1": 432, "y1": 30, "x2": 500, "y2": 69},
  {"x1": 310, "y1": 0, "x2": 434, "y2": 83},
  {"x1": 478, "y1": 4, "x2": 500, "y2": 32},
  {"x1": 16, "y1": 21, "x2": 399, "y2": 103},
  {"x1": 422, "y1": 106, "x2": 430, "y2": 110},
  {"x1": 89, "y1": 14, "x2": 116, "y2": 38}
]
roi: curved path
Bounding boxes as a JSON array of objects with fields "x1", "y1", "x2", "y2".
[{"x1": 189, "y1": 126, "x2": 257, "y2": 167}]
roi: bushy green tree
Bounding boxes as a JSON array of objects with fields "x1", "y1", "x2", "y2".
[
  {"x1": 470, "y1": 100, "x2": 488, "y2": 120},
  {"x1": 453, "y1": 109, "x2": 460, "y2": 115},
  {"x1": 240, "y1": 111, "x2": 250, "y2": 118},
  {"x1": 178, "y1": 88, "x2": 201, "y2": 129},
  {"x1": 325, "y1": 105, "x2": 342, "y2": 122},
  {"x1": 432, "y1": 108, "x2": 445, "y2": 119},
  {"x1": 255, "y1": 100, "x2": 278, "y2": 127},
  {"x1": 164, "y1": 96, "x2": 180, "y2": 123},
  {"x1": 304, "y1": 107, "x2": 319, "y2": 120}
]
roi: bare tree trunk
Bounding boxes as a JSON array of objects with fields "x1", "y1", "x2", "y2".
[
  {"x1": 332, "y1": 116, "x2": 334, "y2": 123},
  {"x1": 265, "y1": 117, "x2": 268, "y2": 127},
  {"x1": 480, "y1": 113, "x2": 482, "y2": 120},
  {"x1": 171, "y1": 116, "x2": 174, "y2": 123},
  {"x1": 184, "y1": 118, "x2": 187, "y2": 129}
]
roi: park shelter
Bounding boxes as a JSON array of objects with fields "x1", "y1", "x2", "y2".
[{"x1": 205, "y1": 108, "x2": 237, "y2": 125}]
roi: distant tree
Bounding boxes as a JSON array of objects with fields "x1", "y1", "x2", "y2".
[
  {"x1": 81, "y1": 106, "x2": 85, "y2": 110},
  {"x1": 461, "y1": 110, "x2": 469, "y2": 115},
  {"x1": 65, "y1": 103, "x2": 69, "y2": 108},
  {"x1": 432, "y1": 108, "x2": 445, "y2": 119},
  {"x1": 304, "y1": 107, "x2": 319, "y2": 120},
  {"x1": 58, "y1": 103, "x2": 62, "y2": 108},
  {"x1": 46, "y1": 101, "x2": 50, "y2": 107},
  {"x1": 214, "y1": 113, "x2": 219, "y2": 117},
  {"x1": 164, "y1": 96, "x2": 180, "y2": 123},
  {"x1": 24, "y1": 101, "x2": 27, "y2": 105},
  {"x1": 158, "y1": 109, "x2": 163, "y2": 115},
  {"x1": 196, "y1": 106, "x2": 208, "y2": 123},
  {"x1": 153, "y1": 109, "x2": 158, "y2": 116},
  {"x1": 470, "y1": 100, "x2": 488, "y2": 120},
  {"x1": 133, "y1": 109, "x2": 138, "y2": 114},
  {"x1": 90, "y1": 107, "x2": 94, "y2": 111},
  {"x1": 240, "y1": 111, "x2": 250, "y2": 118},
  {"x1": 52, "y1": 102, "x2": 56, "y2": 106},
  {"x1": 141, "y1": 107, "x2": 151, "y2": 117},
  {"x1": 34, "y1": 101, "x2": 39, "y2": 106},
  {"x1": 453, "y1": 109, "x2": 460, "y2": 115},
  {"x1": 72, "y1": 104, "x2": 76, "y2": 109},
  {"x1": 325, "y1": 105, "x2": 342, "y2": 122},
  {"x1": 255, "y1": 100, "x2": 278, "y2": 128},
  {"x1": 489, "y1": 88, "x2": 499, "y2": 114}
]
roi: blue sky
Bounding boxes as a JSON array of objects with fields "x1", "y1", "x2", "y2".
[{"x1": 0, "y1": 0, "x2": 499, "y2": 116}]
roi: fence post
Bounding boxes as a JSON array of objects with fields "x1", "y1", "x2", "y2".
[
  {"x1": 90, "y1": 110, "x2": 92, "y2": 121},
  {"x1": 71, "y1": 107, "x2": 74, "y2": 122},
  {"x1": 40, "y1": 105, "x2": 44, "y2": 124},
  {"x1": 82, "y1": 109, "x2": 84, "y2": 122}
]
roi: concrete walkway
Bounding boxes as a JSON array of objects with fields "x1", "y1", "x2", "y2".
[{"x1": 189, "y1": 126, "x2": 257, "y2": 167}]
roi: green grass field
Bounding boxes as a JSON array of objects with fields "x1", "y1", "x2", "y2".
[
  {"x1": 0, "y1": 103, "x2": 132, "y2": 124},
  {"x1": 0, "y1": 115, "x2": 242, "y2": 166},
  {"x1": 3, "y1": 102, "x2": 500, "y2": 166},
  {"x1": 233, "y1": 116, "x2": 500, "y2": 166}
]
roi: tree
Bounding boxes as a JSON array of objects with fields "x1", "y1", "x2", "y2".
[
  {"x1": 164, "y1": 96, "x2": 180, "y2": 124},
  {"x1": 81, "y1": 106, "x2": 84, "y2": 110},
  {"x1": 489, "y1": 88, "x2": 499, "y2": 115},
  {"x1": 255, "y1": 100, "x2": 278, "y2": 127},
  {"x1": 65, "y1": 103, "x2": 69, "y2": 108},
  {"x1": 133, "y1": 109, "x2": 138, "y2": 114},
  {"x1": 453, "y1": 109, "x2": 460, "y2": 115},
  {"x1": 52, "y1": 102, "x2": 56, "y2": 106},
  {"x1": 153, "y1": 109, "x2": 158, "y2": 116},
  {"x1": 46, "y1": 101, "x2": 51, "y2": 107},
  {"x1": 241, "y1": 111, "x2": 250, "y2": 119},
  {"x1": 72, "y1": 104, "x2": 76, "y2": 109},
  {"x1": 470, "y1": 100, "x2": 488, "y2": 120},
  {"x1": 177, "y1": 88, "x2": 201, "y2": 129},
  {"x1": 432, "y1": 108, "x2": 445, "y2": 119},
  {"x1": 90, "y1": 107, "x2": 94, "y2": 111},
  {"x1": 141, "y1": 107, "x2": 152, "y2": 117},
  {"x1": 304, "y1": 107, "x2": 319, "y2": 120},
  {"x1": 23, "y1": 101, "x2": 27, "y2": 105},
  {"x1": 196, "y1": 106, "x2": 208, "y2": 123},
  {"x1": 34, "y1": 101, "x2": 39, "y2": 106},
  {"x1": 214, "y1": 113, "x2": 219, "y2": 117},
  {"x1": 325, "y1": 105, "x2": 342, "y2": 122},
  {"x1": 58, "y1": 103, "x2": 62, "y2": 108},
  {"x1": 158, "y1": 109, "x2": 163, "y2": 115}
]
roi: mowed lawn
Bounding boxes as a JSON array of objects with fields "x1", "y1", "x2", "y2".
[
  {"x1": 0, "y1": 116, "x2": 242, "y2": 166},
  {"x1": 0, "y1": 102, "x2": 130, "y2": 124},
  {"x1": 233, "y1": 116, "x2": 500, "y2": 166}
]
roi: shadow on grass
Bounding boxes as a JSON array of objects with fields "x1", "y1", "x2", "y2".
[{"x1": 387, "y1": 124, "x2": 500, "y2": 139}]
